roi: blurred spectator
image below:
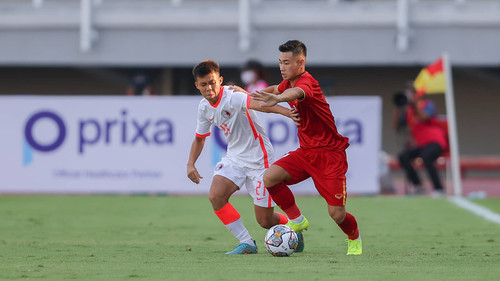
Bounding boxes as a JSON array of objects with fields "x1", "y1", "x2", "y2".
[
  {"x1": 126, "y1": 72, "x2": 152, "y2": 96},
  {"x1": 240, "y1": 60, "x2": 269, "y2": 93},
  {"x1": 392, "y1": 84, "x2": 448, "y2": 197},
  {"x1": 379, "y1": 151, "x2": 395, "y2": 194}
]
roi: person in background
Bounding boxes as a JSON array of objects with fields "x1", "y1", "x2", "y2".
[
  {"x1": 392, "y1": 84, "x2": 448, "y2": 197},
  {"x1": 126, "y1": 72, "x2": 153, "y2": 96},
  {"x1": 240, "y1": 60, "x2": 269, "y2": 93}
]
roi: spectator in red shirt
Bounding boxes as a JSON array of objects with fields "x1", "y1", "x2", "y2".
[{"x1": 392, "y1": 85, "x2": 448, "y2": 196}]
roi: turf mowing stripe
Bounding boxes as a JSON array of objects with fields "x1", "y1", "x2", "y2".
[{"x1": 449, "y1": 196, "x2": 500, "y2": 225}]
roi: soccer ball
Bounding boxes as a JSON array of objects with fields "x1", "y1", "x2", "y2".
[{"x1": 264, "y1": 224, "x2": 298, "y2": 257}]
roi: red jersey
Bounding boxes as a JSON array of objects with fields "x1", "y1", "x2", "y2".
[
  {"x1": 278, "y1": 72, "x2": 349, "y2": 150},
  {"x1": 406, "y1": 100, "x2": 448, "y2": 150}
]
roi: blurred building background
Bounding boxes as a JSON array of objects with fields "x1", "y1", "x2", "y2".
[{"x1": 1, "y1": 0, "x2": 499, "y2": 157}]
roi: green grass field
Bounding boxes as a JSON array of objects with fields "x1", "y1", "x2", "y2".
[
  {"x1": 471, "y1": 198, "x2": 500, "y2": 214},
  {"x1": 0, "y1": 195, "x2": 499, "y2": 281}
]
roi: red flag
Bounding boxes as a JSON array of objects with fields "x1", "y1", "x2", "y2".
[{"x1": 413, "y1": 57, "x2": 446, "y2": 98}]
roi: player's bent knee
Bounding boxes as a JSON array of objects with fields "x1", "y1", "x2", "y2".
[
  {"x1": 262, "y1": 177, "x2": 276, "y2": 190},
  {"x1": 208, "y1": 194, "x2": 228, "y2": 210},
  {"x1": 208, "y1": 194, "x2": 216, "y2": 205},
  {"x1": 263, "y1": 165, "x2": 291, "y2": 188},
  {"x1": 263, "y1": 173, "x2": 281, "y2": 188}
]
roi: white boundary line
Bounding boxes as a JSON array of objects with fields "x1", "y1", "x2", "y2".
[{"x1": 449, "y1": 196, "x2": 500, "y2": 225}]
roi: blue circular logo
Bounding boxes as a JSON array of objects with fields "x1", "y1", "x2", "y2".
[{"x1": 24, "y1": 111, "x2": 66, "y2": 152}]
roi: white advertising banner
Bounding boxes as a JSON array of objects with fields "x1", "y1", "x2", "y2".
[{"x1": 0, "y1": 95, "x2": 381, "y2": 194}]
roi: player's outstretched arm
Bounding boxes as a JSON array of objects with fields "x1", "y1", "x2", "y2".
[
  {"x1": 251, "y1": 87, "x2": 304, "y2": 107},
  {"x1": 277, "y1": 87, "x2": 305, "y2": 102},
  {"x1": 187, "y1": 136, "x2": 205, "y2": 184},
  {"x1": 248, "y1": 99, "x2": 301, "y2": 126},
  {"x1": 228, "y1": 84, "x2": 279, "y2": 95},
  {"x1": 261, "y1": 85, "x2": 280, "y2": 95}
]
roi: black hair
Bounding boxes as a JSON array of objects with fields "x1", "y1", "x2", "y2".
[
  {"x1": 192, "y1": 59, "x2": 220, "y2": 80},
  {"x1": 279, "y1": 40, "x2": 307, "y2": 57}
]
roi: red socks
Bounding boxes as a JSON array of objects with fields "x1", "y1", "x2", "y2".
[
  {"x1": 215, "y1": 202, "x2": 289, "y2": 227},
  {"x1": 267, "y1": 182, "x2": 359, "y2": 240},
  {"x1": 267, "y1": 182, "x2": 301, "y2": 220},
  {"x1": 276, "y1": 212, "x2": 289, "y2": 225},
  {"x1": 338, "y1": 212, "x2": 359, "y2": 240},
  {"x1": 214, "y1": 202, "x2": 241, "y2": 225}
]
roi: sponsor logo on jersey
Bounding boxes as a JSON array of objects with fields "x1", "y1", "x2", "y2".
[{"x1": 215, "y1": 163, "x2": 224, "y2": 171}]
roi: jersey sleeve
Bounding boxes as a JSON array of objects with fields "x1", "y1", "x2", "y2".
[
  {"x1": 294, "y1": 77, "x2": 313, "y2": 98},
  {"x1": 195, "y1": 102, "x2": 212, "y2": 138},
  {"x1": 229, "y1": 90, "x2": 249, "y2": 113},
  {"x1": 277, "y1": 80, "x2": 290, "y2": 93}
]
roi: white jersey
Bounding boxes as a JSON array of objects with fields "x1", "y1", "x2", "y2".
[{"x1": 196, "y1": 86, "x2": 275, "y2": 170}]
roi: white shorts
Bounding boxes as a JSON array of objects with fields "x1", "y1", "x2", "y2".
[{"x1": 213, "y1": 158, "x2": 276, "y2": 208}]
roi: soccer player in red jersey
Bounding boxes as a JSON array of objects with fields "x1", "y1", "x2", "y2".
[{"x1": 251, "y1": 40, "x2": 362, "y2": 255}]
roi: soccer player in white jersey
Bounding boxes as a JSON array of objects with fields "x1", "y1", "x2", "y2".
[{"x1": 187, "y1": 59, "x2": 301, "y2": 255}]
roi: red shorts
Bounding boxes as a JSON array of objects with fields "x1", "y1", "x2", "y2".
[{"x1": 274, "y1": 147, "x2": 348, "y2": 206}]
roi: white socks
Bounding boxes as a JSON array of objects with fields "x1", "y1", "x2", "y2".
[{"x1": 225, "y1": 218, "x2": 255, "y2": 246}]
